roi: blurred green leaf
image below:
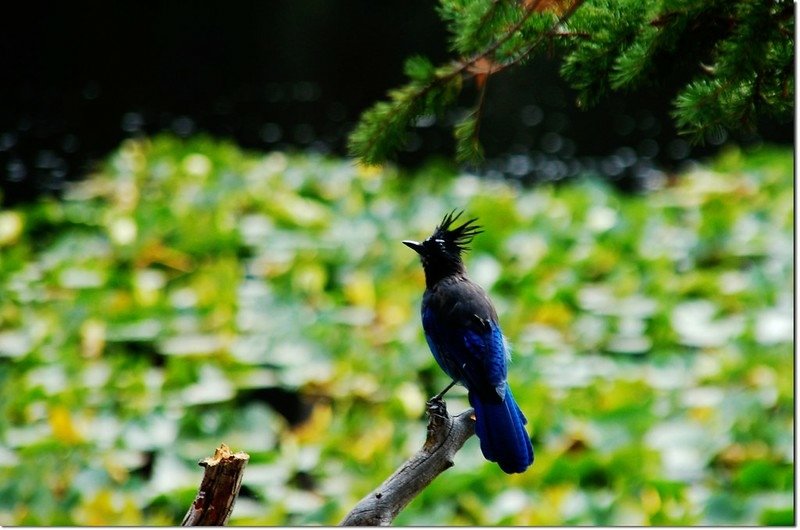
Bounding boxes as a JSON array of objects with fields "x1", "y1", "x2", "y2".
[{"x1": 0, "y1": 138, "x2": 792, "y2": 525}]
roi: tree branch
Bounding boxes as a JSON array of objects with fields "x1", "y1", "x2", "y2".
[
  {"x1": 182, "y1": 443, "x2": 250, "y2": 526},
  {"x1": 349, "y1": 0, "x2": 588, "y2": 163},
  {"x1": 339, "y1": 399, "x2": 476, "y2": 526}
]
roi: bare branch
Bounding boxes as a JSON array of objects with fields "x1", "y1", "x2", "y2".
[
  {"x1": 182, "y1": 443, "x2": 250, "y2": 526},
  {"x1": 339, "y1": 399, "x2": 476, "y2": 526}
]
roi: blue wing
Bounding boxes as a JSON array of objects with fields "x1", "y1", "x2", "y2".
[
  {"x1": 421, "y1": 281, "x2": 508, "y2": 401},
  {"x1": 421, "y1": 276, "x2": 533, "y2": 473}
]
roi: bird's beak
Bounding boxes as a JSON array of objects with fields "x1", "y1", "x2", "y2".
[{"x1": 402, "y1": 240, "x2": 424, "y2": 254}]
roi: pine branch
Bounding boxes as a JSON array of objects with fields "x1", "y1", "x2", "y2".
[
  {"x1": 349, "y1": 0, "x2": 587, "y2": 165},
  {"x1": 350, "y1": 0, "x2": 793, "y2": 165},
  {"x1": 493, "y1": 0, "x2": 587, "y2": 74}
]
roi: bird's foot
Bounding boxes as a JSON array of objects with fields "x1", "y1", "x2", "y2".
[
  {"x1": 426, "y1": 395, "x2": 449, "y2": 423},
  {"x1": 426, "y1": 380, "x2": 457, "y2": 422}
]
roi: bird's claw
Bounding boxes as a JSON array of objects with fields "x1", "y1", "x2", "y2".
[{"x1": 426, "y1": 395, "x2": 449, "y2": 421}]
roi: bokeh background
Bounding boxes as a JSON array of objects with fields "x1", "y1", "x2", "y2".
[{"x1": 0, "y1": 1, "x2": 794, "y2": 525}]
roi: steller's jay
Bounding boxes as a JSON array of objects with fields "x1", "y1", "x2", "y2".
[{"x1": 404, "y1": 211, "x2": 534, "y2": 474}]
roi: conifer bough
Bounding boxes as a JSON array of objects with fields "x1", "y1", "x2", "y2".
[{"x1": 348, "y1": 0, "x2": 794, "y2": 165}]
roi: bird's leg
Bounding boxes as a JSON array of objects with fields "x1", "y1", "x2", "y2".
[
  {"x1": 429, "y1": 379, "x2": 457, "y2": 404},
  {"x1": 426, "y1": 380, "x2": 457, "y2": 422}
]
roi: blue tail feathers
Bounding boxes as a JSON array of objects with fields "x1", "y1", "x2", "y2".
[{"x1": 469, "y1": 387, "x2": 534, "y2": 474}]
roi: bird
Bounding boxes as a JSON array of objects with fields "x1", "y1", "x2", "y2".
[{"x1": 403, "y1": 210, "x2": 534, "y2": 474}]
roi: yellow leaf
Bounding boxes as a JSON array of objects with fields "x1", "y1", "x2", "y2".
[
  {"x1": 531, "y1": 302, "x2": 573, "y2": 328},
  {"x1": 351, "y1": 418, "x2": 393, "y2": 463},
  {"x1": 292, "y1": 402, "x2": 333, "y2": 443},
  {"x1": 344, "y1": 271, "x2": 376, "y2": 308},
  {"x1": 81, "y1": 318, "x2": 107, "y2": 358},
  {"x1": 0, "y1": 211, "x2": 24, "y2": 246},
  {"x1": 75, "y1": 490, "x2": 142, "y2": 526},
  {"x1": 642, "y1": 486, "x2": 662, "y2": 514},
  {"x1": 49, "y1": 406, "x2": 83, "y2": 444},
  {"x1": 394, "y1": 382, "x2": 426, "y2": 418}
]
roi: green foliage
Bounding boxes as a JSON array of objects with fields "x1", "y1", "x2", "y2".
[
  {"x1": 561, "y1": 0, "x2": 651, "y2": 106},
  {"x1": 348, "y1": 57, "x2": 462, "y2": 165},
  {"x1": 349, "y1": 0, "x2": 794, "y2": 164},
  {"x1": 454, "y1": 112, "x2": 485, "y2": 163},
  {"x1": 0, "y1": 136, "x2": 794, "y2": 525},
  {"x1": 438, "y1": 0, "x2": 515, "y2": 56}
]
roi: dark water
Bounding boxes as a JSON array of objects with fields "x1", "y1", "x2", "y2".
[{"x1": 0, "y1": 2, "x2": 791, "y2": 205}]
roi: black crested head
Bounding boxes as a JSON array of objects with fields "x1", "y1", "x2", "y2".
[
  {"x1": 429, "y1": 210, "x2": 483, "y2": 256},
  {"x1": 403, "y1": 210, "x2": 483, "y2": 286}
]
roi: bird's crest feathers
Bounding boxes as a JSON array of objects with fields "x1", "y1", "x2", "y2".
[{"x1": 429, "y1": 210, "x2": 483, "y2": 255}]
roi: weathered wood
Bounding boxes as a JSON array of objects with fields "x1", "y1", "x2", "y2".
[
  {"x1": 182, "y1": 443, "x2": 250, "y2": 526},
  {"x1": 339, "y1": 399, "x2": 476, "y2": 526}
]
